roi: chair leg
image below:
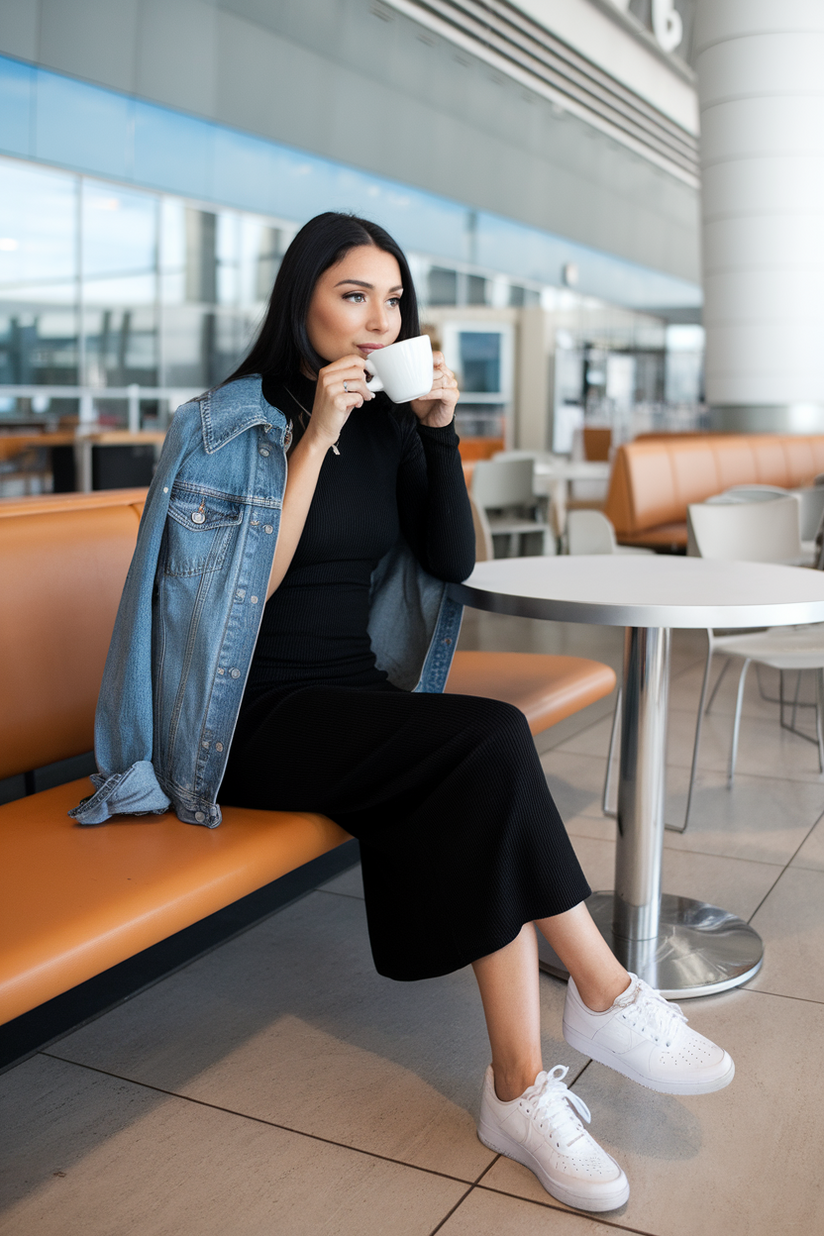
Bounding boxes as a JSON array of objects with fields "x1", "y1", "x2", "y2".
[
  {"x1": 602, "y1": 687, "x2": 621, "y2": 819},
  {"x1": 705, "y1": 655, "x2": 729, "y2": 713},
  {"x1": 728, "y1": 658, "x2": 752, "y2": 788},
  {"x1": 669, "y1": 628, "x2": 714, "y2": 834},
  {"x1": 790, "y1": 670, "x2": 803, "y2": 733},
  {"x1": 816, "y1": 669, "x2": 824, "y2": 774}
]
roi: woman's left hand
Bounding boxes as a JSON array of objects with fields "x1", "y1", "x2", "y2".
[{"x1": 410, "y1": 352, "x2": 459, "y2": 428}]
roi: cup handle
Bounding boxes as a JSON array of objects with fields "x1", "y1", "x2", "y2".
[{"x1": 363, "y1": 357, "x2": 384, "y2": 393}]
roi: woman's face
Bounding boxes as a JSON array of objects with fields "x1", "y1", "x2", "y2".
[{"x1": 306, "y1": 244, "x2": 403, "y2": 367}]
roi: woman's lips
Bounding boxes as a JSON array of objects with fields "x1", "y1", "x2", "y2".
[{"x1": 358, "y1": 344, "x2": 385, "y2": 354}]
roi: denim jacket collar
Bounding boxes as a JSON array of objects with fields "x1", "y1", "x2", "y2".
[{"x1": 200, "y1": 375, "x2": 288, "y2": 454}]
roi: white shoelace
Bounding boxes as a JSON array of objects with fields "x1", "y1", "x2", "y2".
[
  {"x1": 524, "y1": 1065, "x2": 592, "y2": 1145},
  {"x1": 618, "y1": 979, "x2": 688, "y2": 1047}
]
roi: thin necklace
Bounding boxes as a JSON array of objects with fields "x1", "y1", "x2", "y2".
[{"x1": 283, "y1": 384, "x2": 341, "y2": 455}]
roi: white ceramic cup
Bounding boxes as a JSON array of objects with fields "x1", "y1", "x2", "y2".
[{"x1": 364, "y1": 335, "x2": 434, "y2": 403}]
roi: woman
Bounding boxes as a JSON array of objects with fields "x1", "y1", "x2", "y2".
[{"x1": 76, "y1": 212, "x2": 733, "y2": 1215}]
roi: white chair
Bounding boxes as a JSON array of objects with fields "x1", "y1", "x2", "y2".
[
  {"x1": 706, "y1": 484, "x2": 791, "y2": 504},
  {"x1": 704, "y1": 484, "x2": 824, "y2": 561},
  {"x1": 566, "y1": 509, "x2": 654, "y2": 556},
  {"x1": 706, "y1": 625, "x2": 824, "y2": 789},
  {"x1": 467, "y1": 492, "x2": 494, "y2": 563},
  {"x1": 604, "y1": 495, "x2": 821, "y2": 829},
  {"x1": 686, "y1": 495, "x2": 805, "y2": 565},
  {"x1": 678, "y1": 495, "x2": 820, "y2": 830},
  {"x1": 471, "y1": 458, "x2": 555, "y2": 557},
  {"x1": 795, "y1": 487, "x2": 824, "y2": 557}
]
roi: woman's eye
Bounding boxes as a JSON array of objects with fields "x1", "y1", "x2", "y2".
[
  {"x1": 344, "y1": 292, "x2": 366, "y2": 303},
  {"x1": 388, "y1": 297, "x2": 401, "y2": 308}
]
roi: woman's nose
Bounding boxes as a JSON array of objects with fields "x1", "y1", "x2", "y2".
[{"x1": 366, "y1": 303, "x2": 391, "y2": 333}]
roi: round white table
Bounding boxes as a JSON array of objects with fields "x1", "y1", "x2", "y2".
[{"x1": 451, "y1": 556, "x2": 824, "y2": 997}]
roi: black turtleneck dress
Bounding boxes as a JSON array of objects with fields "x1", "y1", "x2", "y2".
[{"x1": 220, "y1": 373, "x2": 590, "y2": 981}]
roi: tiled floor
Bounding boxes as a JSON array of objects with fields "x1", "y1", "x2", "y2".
[{"x1": 3, "y1": 612, "x2": 824, "y2": 1234}]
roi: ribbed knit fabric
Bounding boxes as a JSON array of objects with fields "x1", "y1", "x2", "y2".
[
  {"x1": 221, "y1": 372, "x2": 591, "y2": 980},
  {"x1": 248, "y1": 373, "x2": 476, "y2": 696},
  {"x1": 221, "y1": 682, "x2": 591, "y2": 980}
]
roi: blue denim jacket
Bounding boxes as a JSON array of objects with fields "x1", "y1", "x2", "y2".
[{"x1": 70, "y1": 376, "x2": 464, "y2": 828}]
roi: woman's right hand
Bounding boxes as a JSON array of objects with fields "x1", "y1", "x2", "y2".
[{"x1": 306, "y1": 354, "x2": 375, "y2": 450}]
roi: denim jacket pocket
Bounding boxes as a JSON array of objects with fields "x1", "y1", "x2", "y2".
[{"x1": 164, "y1": 486, "x2": 244, "y2": 577}]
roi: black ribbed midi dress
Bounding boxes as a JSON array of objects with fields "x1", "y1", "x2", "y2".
[{"x1": 220, "y1": 374, "x2": 590, "y2": 980}]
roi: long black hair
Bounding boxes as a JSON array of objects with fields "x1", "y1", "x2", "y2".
[{"x1": 226, "y1": 212, "x2": 420, "y2": 384}]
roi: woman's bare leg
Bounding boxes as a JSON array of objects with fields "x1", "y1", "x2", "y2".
[
  {"x1": 472, "y1": 924, "x2": 543, "y2": 1101},
  {"x1": 536, "y1": 902, "x2": 629, "y2": 1012},
  {"x1": 472, "y1": 904, "x2": 630, "y2": 1102}
]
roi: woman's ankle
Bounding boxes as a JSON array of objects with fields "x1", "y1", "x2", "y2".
[
  {"x1": 492, "y1": 1060, "x2": 542, "y2": 1103},
  {"x1": 573, "y1": 970, "x2": 632, "y2": 1014}
]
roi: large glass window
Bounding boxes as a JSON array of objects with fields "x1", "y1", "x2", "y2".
[
  {"x1": 0, "y1": 161, "x2": 78, "y2": 387},
  {"x1": 459, "y1": 331, "x2": 502, "y2": 394},
  {"x1": 81, "y1": 180, "x2": 158, "y2": 387}
]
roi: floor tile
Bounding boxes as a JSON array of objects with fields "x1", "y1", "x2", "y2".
[
  {"x1": 542, "y1": 750, "x2": 610, "y2": 821},
  {"x1": 318, "y1": 863, "x2": 365, "y2": 900},
  {"x1": 547, "y1": 739, "x2": 824, "y2": 867},
  {"x1": 668, "y1": 654, "x2": 800, "y2": 721},
  {"x1": 569, "y1": 835, "x2": 783, "y2": 924},
  {"x1": 0, "y1": 1055, "x2": 464, "y2": 1236},
  {"x1": 52, "y1": 892, "x2": 585, "y2": 1182},
  {"x1": 789, "y1": 809, "x2": 824, "y2": 872},
  {"x1": 662, "y1": 764, "x2": 824, "y2": 865},
  {"x1": 482, "y1": 989, "x2": 824, "y2": 1236},
  {"x1": 439, "y1": 1184, "x2": 639, "y2": 1234},
  {"x1": 748, "y1": 866, "x2": 824, "y2": 1002}
]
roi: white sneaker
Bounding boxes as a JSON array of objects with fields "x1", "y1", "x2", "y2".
[
  {"x1": 477, "y1": 1064, "x2": 629, "y2": 1213},
  {"x1": 563, "y1": 973, "x2": 735, "y2": 1096}
]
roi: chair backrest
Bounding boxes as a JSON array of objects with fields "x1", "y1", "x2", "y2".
[
  {"x1": 567, "y1": 509, "x2": 617, "y2": 555},
  {"x1": 467, "y1": 493, "x2": 494, "y2": 562},
  {"x1": 706, "y1": 484, "x2": 791, "y2": 504},
  {"x1": 491, "y1": 449, "x2": 555, "y2": 465},
  {"x1": 0, "y1": 491, "x2": 144, "y2": 779},
  {"x1": 583, "y1": 427, "x2": 612, "y2": 461},
  {"x1": 687, "y1": 495, "x2": 803, "y2": 563},
  {"x1": 471, "y1": 458, "x2": 536, "y2": 508},
  {"x1": 795, "y1": 487, "x2": 824, "y2": 540}
]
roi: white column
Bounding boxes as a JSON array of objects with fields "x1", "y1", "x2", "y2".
[{"x1": 695, "y1": 1, "x2": 824, "y2": 432}]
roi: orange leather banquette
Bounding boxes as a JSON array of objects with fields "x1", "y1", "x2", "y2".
[
  {"x1": 603, "y1": 434, "x2": 824, "y2": 549},
  {"x1": 0, "y1": 489, "x2": 615, "y2": 1026}
]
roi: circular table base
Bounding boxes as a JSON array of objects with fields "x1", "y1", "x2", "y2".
[{"x1": 537, "y1": 892, "x2": 764, "y2": 998}]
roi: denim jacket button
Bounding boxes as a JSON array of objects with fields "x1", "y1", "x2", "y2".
[
  {"x1": 259, "y1": 448, "x2": 270, "y2": 457},
  {"x1": 230, "y1": 668, "x2": 241, "y2": 678},
  {"x1": 263, "y1": 524, "x2": 273, "y2": 534},
  {"x1": 215, "y1": 742, "x2": 224, "y2": 752},
  {"x1": 195, "y1": 811, "x2": 206, "y2": 823}
]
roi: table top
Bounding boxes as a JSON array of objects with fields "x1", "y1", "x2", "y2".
[
  {"x1": 534, "y1": 460, "x2": 611, "y2": 479},
  {"x1": 450, "y1": 555, "x2": 824, "y2": 628}
]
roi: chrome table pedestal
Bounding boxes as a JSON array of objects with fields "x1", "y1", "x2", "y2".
[
  {"x1": 537, "y1": 625, "x2": 763, "y2": 998},
  {"x1": 537, "y1": 894, "x2": 763, "y2": 999},
  {"x1": 453, "y1": 557, "x2": 824, "y2": 999}
]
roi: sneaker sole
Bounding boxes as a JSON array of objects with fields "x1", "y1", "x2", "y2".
[
  {"x1": 563, "y1": 1023, "x2": 736, "y2": 1096},
  {"x1": 477, "y1": 1119, "x2": 630, "y2": 1213}
]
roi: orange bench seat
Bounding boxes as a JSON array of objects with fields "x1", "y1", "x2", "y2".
[
  {"x1": 0, "y1": 488, "x2": 615, "y2": 1031},
  {"x1": 0, "y1": 781, "x2": 349, "y2": 1025}
]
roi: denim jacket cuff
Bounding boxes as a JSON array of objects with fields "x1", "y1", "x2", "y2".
[{"x1": 69, "y1": 760, "x2": 172, "y2": 825}]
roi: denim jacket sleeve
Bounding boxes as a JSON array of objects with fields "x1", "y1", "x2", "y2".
[{"x1": 69, "y1": 403, "x2": 200, "y2": 825}]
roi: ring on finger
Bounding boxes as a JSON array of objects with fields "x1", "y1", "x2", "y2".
[{"x1": 343, "y1": 381, "x2": 348, "y2": 393}]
